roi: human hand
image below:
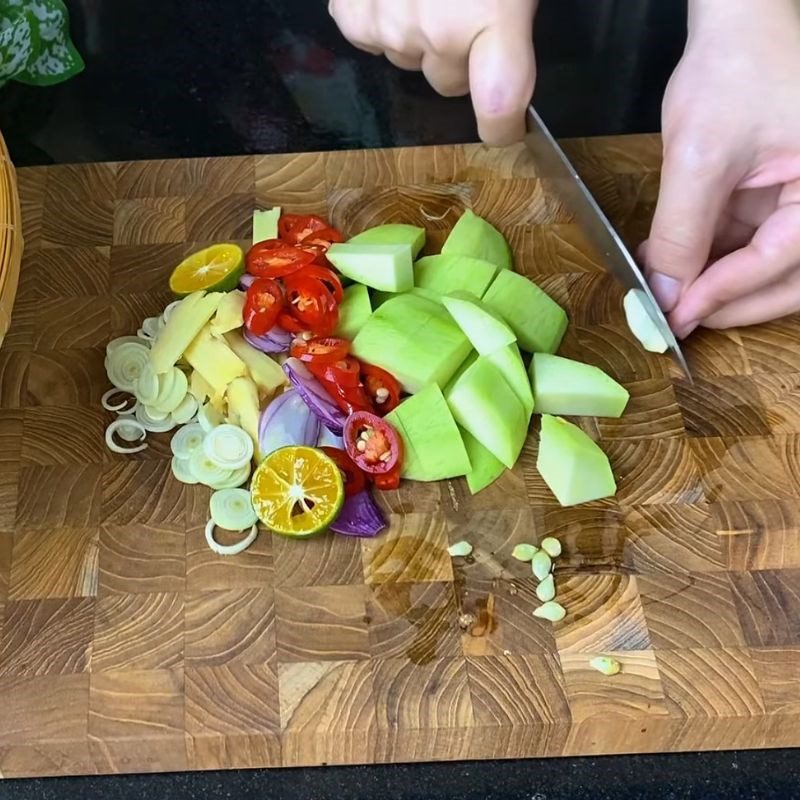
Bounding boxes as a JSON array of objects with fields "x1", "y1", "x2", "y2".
[
  {"x1": 328, "y1": 0, "x2": 538, "y2": 145},
  {"x1": 642, "y1": 0, "x2": 800, "y2": 337}
]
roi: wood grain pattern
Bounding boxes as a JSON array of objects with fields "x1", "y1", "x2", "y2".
[
  {"x1": 275, "y1": 585, "x2": 370, "y2": 662},
  {"x1": 184, "y1": 588, "x2": 274, "y2": 668},
  {"x1": 92, "y1": 592, "x2": 184, "y2": 671},
  {"x1": 0, "y1": 597, "x2": 95, "y2": 676},
  {"x1": 4, "y1": 136, "x2": 800, "y2": 777},
  {"x1": 9, "y1": 527, "x2": 98, "y2": 599}
]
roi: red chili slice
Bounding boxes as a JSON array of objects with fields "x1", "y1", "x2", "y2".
[
  {"x1": 277, "y1": 311, "x2": 307, "y2": 334},
  {"x1": 308, "y1": 356, "x2": 361, "y2": 388},
  {"x1": 320, "y1": 446, "x2": 366, "y2": 497},
  {"x1": 299, "y1": 225, "x2": 345, "y2": 249},
  {"x1": 246, "y1": 239, "x2": 314, "y2": 278},
  {"x1": 243, "y1": 278, "x2": 284, "y2": 336},
  {"x1": 290, "y1": 337, "x2": 350, "y2": 366},
  {"x1": 371, "y1": 464, "x2": 401, "y2": 491},
  {"x1": 278, "y1": 214, "x2": 330, "y2": 244},
  {"x1": 291, "y1": 264, "x2": 344, "y2": 303},
  {"x1": 343, "y1": 411, "x2": 403, "y2": 475},
  {"x1": 360, "y1": 362, "x2": 402, "y2": 414},
  {"x1": 283, "y1": 275, "x2": 339, "y2": 336}
]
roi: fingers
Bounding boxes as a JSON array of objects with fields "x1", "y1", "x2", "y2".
[
  {"x1": 468, "y1": 18, "x2": 537, "y2": 145},
  {"x1": 645, "y1": 141, "x2": 739, "y2": 313},
  {"x1": 421, "y1": 52, "x2": 469, "y2": 97},
  {"x1": 385, "y1": 49, "x2": 423, "y2": 71},
  {"x1": 701, "y1": 267, "x2": 800, "y2": 329},
  {"x1": 329, "y1": 0, "x2": 381, "y2": 54},
  {"x1": 672, "y1": 202, "x2": 800, "y2": 335}
]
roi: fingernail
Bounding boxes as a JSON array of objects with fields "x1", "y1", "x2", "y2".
[
  {"x1": 675, "y1": 320, "x2": 699, "y2": 340},
  {"x1": 649, "y1": 272, "x2": 682, "y2": 312}
]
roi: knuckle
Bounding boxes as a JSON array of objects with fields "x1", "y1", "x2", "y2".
[{"x1": 663, "y1": 131, "x2": 728, "y2": 179}]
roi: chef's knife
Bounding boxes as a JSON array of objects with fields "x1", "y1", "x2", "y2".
[{"x1": 524, "y1": 106, "x2": 691, "y2": 379}]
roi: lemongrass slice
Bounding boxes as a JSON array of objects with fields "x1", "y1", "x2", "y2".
[
  {"x1": 171, "y1": 455, "x2": 199, "y2": 484},
  {"x1": 152, "y1": 368, "x2": 189, "y2": 414},
  {"x1": 210, "y1": 488, "x2": 258, "y2": 530},
  {"x1": 143, "y1": 404, "x2": 170, "y2": 421},
  {"x1": 135, "y1": 362, "x2": 160, "y2": 405},
  {"x1": 142, "y1": 316, "x2": 161, "y2": 339},
  {"x1": 206, "y1": 462, "x2": 251, "y2": 490},
  {"x1": 137, "y1": 328, "x2": 155, "y2": 343},
  {"x1": 171, "y1": 393, "x2": 199, "y2": 425},
  {"x1": 135, "y1": 403, "x2": 177, "y2": 432},
  {"x1": 162, "y1": 300, "x2": 182, "y2": 324},
  {"x1": 205, "y1": 519, "x2": 258, "y2": 556},
  {"x1": 106, "y1": 342, "x2": 151, "y2": 393},
  {"x1": 198, "y1": 401, "x2": 224, "y2": 432},
  {"x1": 106, "y1": 418, "x2": 148, "y2": 454},
  {"x1": 101, "y1": 388, "x2": 135, "y2": 413},
  {"x1": 116, "y1": 421, "x2": 147, "y2": 442},
  {"x1": 107, "y1": 335, "x2": 148, "y2": 356},
  {"x1": 189, "y1": 449, "x2": 237, "y2": 487},
  {"x1": 117, "y1": 401, "x2": 138, "y2": 417},
  {"x1": 203, "y1": 424, "x2": 253, "y2": 470},
  {"x1": 171, "y1": 422, "x2": 206, "y2": 459}
]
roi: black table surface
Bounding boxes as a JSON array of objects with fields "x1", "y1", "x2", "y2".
[{"x1": 2, "y1": 1, "x2": 799, "y2": 797}]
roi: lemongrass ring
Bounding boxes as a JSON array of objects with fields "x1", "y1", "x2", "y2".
[
  {"x1": 204, "y1": 519, "x2": 258, "y2": 556},
  {"x1": 107, "y1": 335, "x2": 148, "y2": 356},
  {"x1": 171, "y1": 393, "x2": 199, "y2": 425},
  {"x1": 188, "y1": 449, "x2": 236, "y2": 487},
  {"x1": 116, "y1": 402, "x2": 138, "y2": 418},
  {"x1": 171, "y1": 422, "x2": 206, "y2": 459},
  {"x1": 101, "y1": 388, "x2": 135, "y2": 413},
  {"x1": 142, "y1": 404, "x2": 170, "y2": 421},
  {"x1": 205, "y1": 462, "x2": 251, "y2": 491},
  {"x1": 137, "y1": 328, "x2": 155, "y2": 343},
  {"x1": 135, "y1": 403, "x2": 176, "y2": 433},
  {"x1": 141, "y1": 316, "x2": 161, "y2": 339},
  {"x1": 116, "y1": 421, "x2": 147, "y2": 442},
  {"x1": 162, "y1": 300, "x2": 182, "y2": 324},
  {"x1": 106, "y1": 418, "x2": 148, "y2": 454},
  {"x1": 210, "y1": 488, "x2": 258, "y2": 530},
  {"x1": 203, "y1": 424, "x2": 253, "y2": 470},
  {"x1": 171, "y1": 455, "x2": 199, "y2": 484},
  {"x1": 106, "y1": 342, "x2": 151, "y2": 392},
  {"x1": 135, "y1": 362, "x2": 160, "y2": 405}
]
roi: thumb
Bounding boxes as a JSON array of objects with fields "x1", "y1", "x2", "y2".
[
  {"x1": 468, "y1": 14, "x2": 536, "y2": 146},
  {"x1": 646, "y1": 144, "x2": 737, "y2": 312}
]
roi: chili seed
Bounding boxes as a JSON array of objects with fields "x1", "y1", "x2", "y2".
[
  {"x1": 301, "y1": 331, "x2": 313, "y2": 341},
  {"x1": 356, "y1": 440, "x2": 367, "y2": 452},
  {"x1": 379, "y1": 451, "x2": 392, "y2": 462},
  {"x1": 375, "y1": 388, "x2": 389, "y2": 403}
]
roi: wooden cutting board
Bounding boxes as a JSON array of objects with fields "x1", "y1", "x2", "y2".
[{"x1": 1, "y1": 137, "x2": 800, "y2": 779}]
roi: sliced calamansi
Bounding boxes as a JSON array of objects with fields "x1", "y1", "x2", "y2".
[
  {"x1": 169, "y1": 244, "x2": 245, "y2": 295},
  {"x1": 250, "y1": 446, "x2": 344, "y2": 538}
]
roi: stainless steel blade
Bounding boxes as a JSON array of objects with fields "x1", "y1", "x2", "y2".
[{"x1": 524, "y1": 105, "x2": 691, "y2": 379}]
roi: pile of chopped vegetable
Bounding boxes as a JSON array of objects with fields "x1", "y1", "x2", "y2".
[{"x1": 102, "y1": 203, "x2": 655, "y2": 554}]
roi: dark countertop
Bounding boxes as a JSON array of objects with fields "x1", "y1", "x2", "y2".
[
  {"x1": 0, "y1": 0, "x2": 685, "y2": 166},
  {"x1": 2, "y1": 1, "x2": 799, "y2": 797}
]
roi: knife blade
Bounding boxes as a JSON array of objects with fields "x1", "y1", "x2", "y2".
[{"x1": 524, "y1": 105, "x2": 691, "y2": 379}]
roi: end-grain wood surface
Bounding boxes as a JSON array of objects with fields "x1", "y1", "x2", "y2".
[{"x1": 2, "y1": 137, "x2": 800, "y2": 778}]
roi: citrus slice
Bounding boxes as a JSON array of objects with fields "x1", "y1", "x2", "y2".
[
  {"x1": 169, "y1": 244, "x2": 245, "y2": 295},
  {"x1": 250, "y1": 445, "x2": 344, "y2": 538}
]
